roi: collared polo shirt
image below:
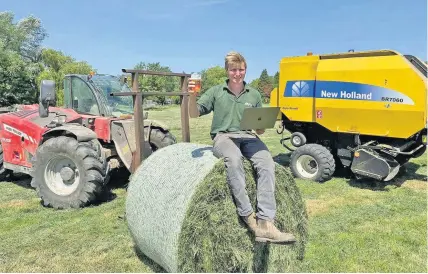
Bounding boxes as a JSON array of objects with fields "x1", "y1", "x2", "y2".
[{"x1": 197, "y1": 80, "x2": 263, "y2": 139}]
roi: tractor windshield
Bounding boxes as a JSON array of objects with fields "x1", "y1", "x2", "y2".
[{"x1": 89, "y1": 75, "x2": 134, "y2": 116}]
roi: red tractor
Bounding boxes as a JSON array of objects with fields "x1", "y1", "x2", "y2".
[{"x1": 0, "y1": 73, "x2": 176, "y2": 209}]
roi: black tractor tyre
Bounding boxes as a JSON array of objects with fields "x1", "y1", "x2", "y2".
[
  {"x1": 290, "y1": 143, "x2": 336, "y2": 182},
  {"x1": 31, "y1": 136, "x2": 106, "y2": 209},
  {"x1": 290, "y1": 132, "x2": 307, "y2": 147},
  {"x1": 146, "y1": 127, "x2": 177, "y2": 151}
]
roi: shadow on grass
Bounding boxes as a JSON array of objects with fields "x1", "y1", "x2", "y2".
[
  {"x1": 105, "y1": 167, "x2": 131, "y2": 190},
  {"x1": 347, "y1": 162, "x2": 427, "y2": 191},
  {"x1": 132, "y1": 239, "x2": 272, "y2": 273},
  {"x1": 273, "y1": 153, "x2": 291, "y2": 167},
  {"x1": 6, "y1": 172, "x2": 33, "y2": 189},
  {"x1": 6, "y1": 168, "x2": 131, "y2": 208},
  {"x1": 252, "y1": 242, "x2": 270, "y2": 272},
  {"x1": 133, "y1": 246, "x2": 167, "y2": 273}
]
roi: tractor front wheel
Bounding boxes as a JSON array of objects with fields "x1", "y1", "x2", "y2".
[
  {"x1": 31, "y1": 136, "x2": 106, "y2": 209},
  {"x1": 290, "y1": 144, "x2": 336, "y2": 182},
  {"x1": 146, "y1": 127, "x2": 177, "y2": 151}
]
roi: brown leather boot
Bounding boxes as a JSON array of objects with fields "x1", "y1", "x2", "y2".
[
  {"x1": 242, "y1": 212, "x2": 258, "y2": 233},
  {"x1": 255, "y1": 219, "x2": 296, "y2": 244}
]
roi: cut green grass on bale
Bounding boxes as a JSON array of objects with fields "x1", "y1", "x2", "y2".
[
  {"x1": 178, "y1": 159, "x2": 308, "y2": 273},
  {"x1": 0, "y1": 105, "x2": 427, "y2": 273}
]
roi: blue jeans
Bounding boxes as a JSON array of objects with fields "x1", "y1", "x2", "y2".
[{"x1": 212, "y1": 132, "x2": 276, "y2": 221}]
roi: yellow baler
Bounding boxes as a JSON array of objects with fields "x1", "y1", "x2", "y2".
[{"x1": 270, "y1": 49, "x2": 427, "y2": 182}]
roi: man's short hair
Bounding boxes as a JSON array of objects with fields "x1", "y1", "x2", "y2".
[{"x1": 224, "y1": 51, "x2": 247, "y2": 70}]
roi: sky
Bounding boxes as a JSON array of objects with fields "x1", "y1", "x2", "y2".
[{"x1": 1, "y1": 0, "x2": 427, "y2": 81}]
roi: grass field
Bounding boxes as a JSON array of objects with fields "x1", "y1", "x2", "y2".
[{"x1": 0, "y1": 105, "x2": 427, "y2": 273}]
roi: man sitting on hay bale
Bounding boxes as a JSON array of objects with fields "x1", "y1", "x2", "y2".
[{"x1": 188, "y1": 51, "x2": 296, "y2": 244}]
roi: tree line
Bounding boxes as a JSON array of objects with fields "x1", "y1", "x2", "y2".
[
  {"x1": 0, "y1": 12, "x2": 281, "y2": 107},
  {"x1": 0, "y1": 12, "x2": 94, "y2": 107}
]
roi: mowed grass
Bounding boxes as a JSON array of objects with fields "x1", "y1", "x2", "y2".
[{"x1": 0, "y1": 105, "x2": 427, "y2": 273}]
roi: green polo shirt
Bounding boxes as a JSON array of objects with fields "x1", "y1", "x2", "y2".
[{"x1": 197, "y1": 80, "x2": 263, "y2": 139}]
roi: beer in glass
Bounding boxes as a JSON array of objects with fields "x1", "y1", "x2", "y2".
[{"x1": 188, "y1": 73, "x2": 201, "y2": 93}]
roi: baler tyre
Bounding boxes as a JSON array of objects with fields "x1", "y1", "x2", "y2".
[
  {"x1": 290, "y1": 143, "x2": 336, "y2": 182},
  {"x1": 290, "y1": 132, "x2": 307, "y2": 147},
  {"x1": 31, "y1": 136, "x2": 105, "y2": 209},
  {"x1": 146, "y1": 127, "x2": 177, "y2": 151}
]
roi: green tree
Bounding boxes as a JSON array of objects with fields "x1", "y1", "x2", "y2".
[
  {"x1": 0, "y1": 12, "x2": 47, "y2": 106},
  {"x1": 0, "y1": 11, "x2": 47, "y2": 61},
  {"x1": 0, "y1": 48, "x2": 36, "y2": 106},
  {"x1": 200, "y1": 66, "x2": 227, "y2": 94},
  {"x1": 134, "y1": 62, "x2": 179, "y2": 105},
  {"x1": 249, "y1": 78, "x2": 260, "y2": 90},
  {"x1": 273, "y1": 71, "x2": 279, "y2": 88},
  {"x1": 257, "y1": 69, "x2": 273, "y2": 102},
  {"x1": 36, "y1": 49, "x2": 94, "y2": 106},
  {"x1": 41, "y1": 48, "x2": 73, "y2": 71},
  {"x1": 0, "y1": 13, "x2": 96, "y2": 107}
]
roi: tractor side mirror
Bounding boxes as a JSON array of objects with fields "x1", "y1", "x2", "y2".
[
  {"x1": 39, "y1": 80, "x2": 56, "y2": 118},
  {"x1": 120, "y1": 76, "x2": 128, "y2": 85}
]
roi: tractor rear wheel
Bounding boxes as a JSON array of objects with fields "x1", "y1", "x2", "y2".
[
  {"x1": 146, "y1": 127, "x2": 176, "y2": 151},
  {"x1": 31, "y1": 136, "x2": 106, "y2": 209},
  {"x1": 290, "y1": 143, "x2": 336, "y2": 182}
]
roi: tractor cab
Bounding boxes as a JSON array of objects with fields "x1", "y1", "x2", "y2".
[{"x1": 63, "y1": 73, "x2": 134, "y2": 118}]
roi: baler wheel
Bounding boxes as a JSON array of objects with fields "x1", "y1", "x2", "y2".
[{"x1": 290, "y1": 143, "x2": 335, "y2": 182}]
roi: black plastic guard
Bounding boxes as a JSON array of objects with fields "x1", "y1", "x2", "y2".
[{"x1": 351, "y1": 149, "x2": 400, "y2": 181}]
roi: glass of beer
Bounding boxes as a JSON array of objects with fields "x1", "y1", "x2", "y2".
[{"x1": 188, "y1": 73, "x2": 201, "y2": 93}]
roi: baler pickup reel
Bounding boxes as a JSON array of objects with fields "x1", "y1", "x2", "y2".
[{"x1": 349, "y1": 139, "x2": 426, "y2": 181}]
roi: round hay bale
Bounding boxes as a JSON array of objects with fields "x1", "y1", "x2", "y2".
[{"x1": 126, "y1": 142, "x2": 308, "y2": 273}]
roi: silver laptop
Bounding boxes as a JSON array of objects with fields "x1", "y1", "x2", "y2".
[{"x1": 239, "y1": 107, "x2": 280, "y2": 130}]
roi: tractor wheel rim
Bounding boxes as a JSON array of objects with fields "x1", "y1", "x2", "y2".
[
  {"x1": 296, "y1": 155, "x2": 318, "y2": 178},
  {"x1": 292, "y1": 136, "x2": 301, "y2": 145},
  {"x1": 44, "y1": 155, "x2": 80, "y2": 196}
]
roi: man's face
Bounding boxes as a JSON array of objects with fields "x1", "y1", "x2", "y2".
[{"x1": 227, "y1": 62, "x2": 246, "y2": 85}]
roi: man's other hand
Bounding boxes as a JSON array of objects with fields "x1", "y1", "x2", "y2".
[{"x1": 255, "y1": 129, "x2": 265, "y2": 135}]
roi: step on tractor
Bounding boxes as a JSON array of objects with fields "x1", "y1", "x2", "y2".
[
  {"x1": 0, "y1": 71, "x2": 186, "y2": 209},
  {"x1": 270, "y1": 49, "x2": 427, "y2": 182}
]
